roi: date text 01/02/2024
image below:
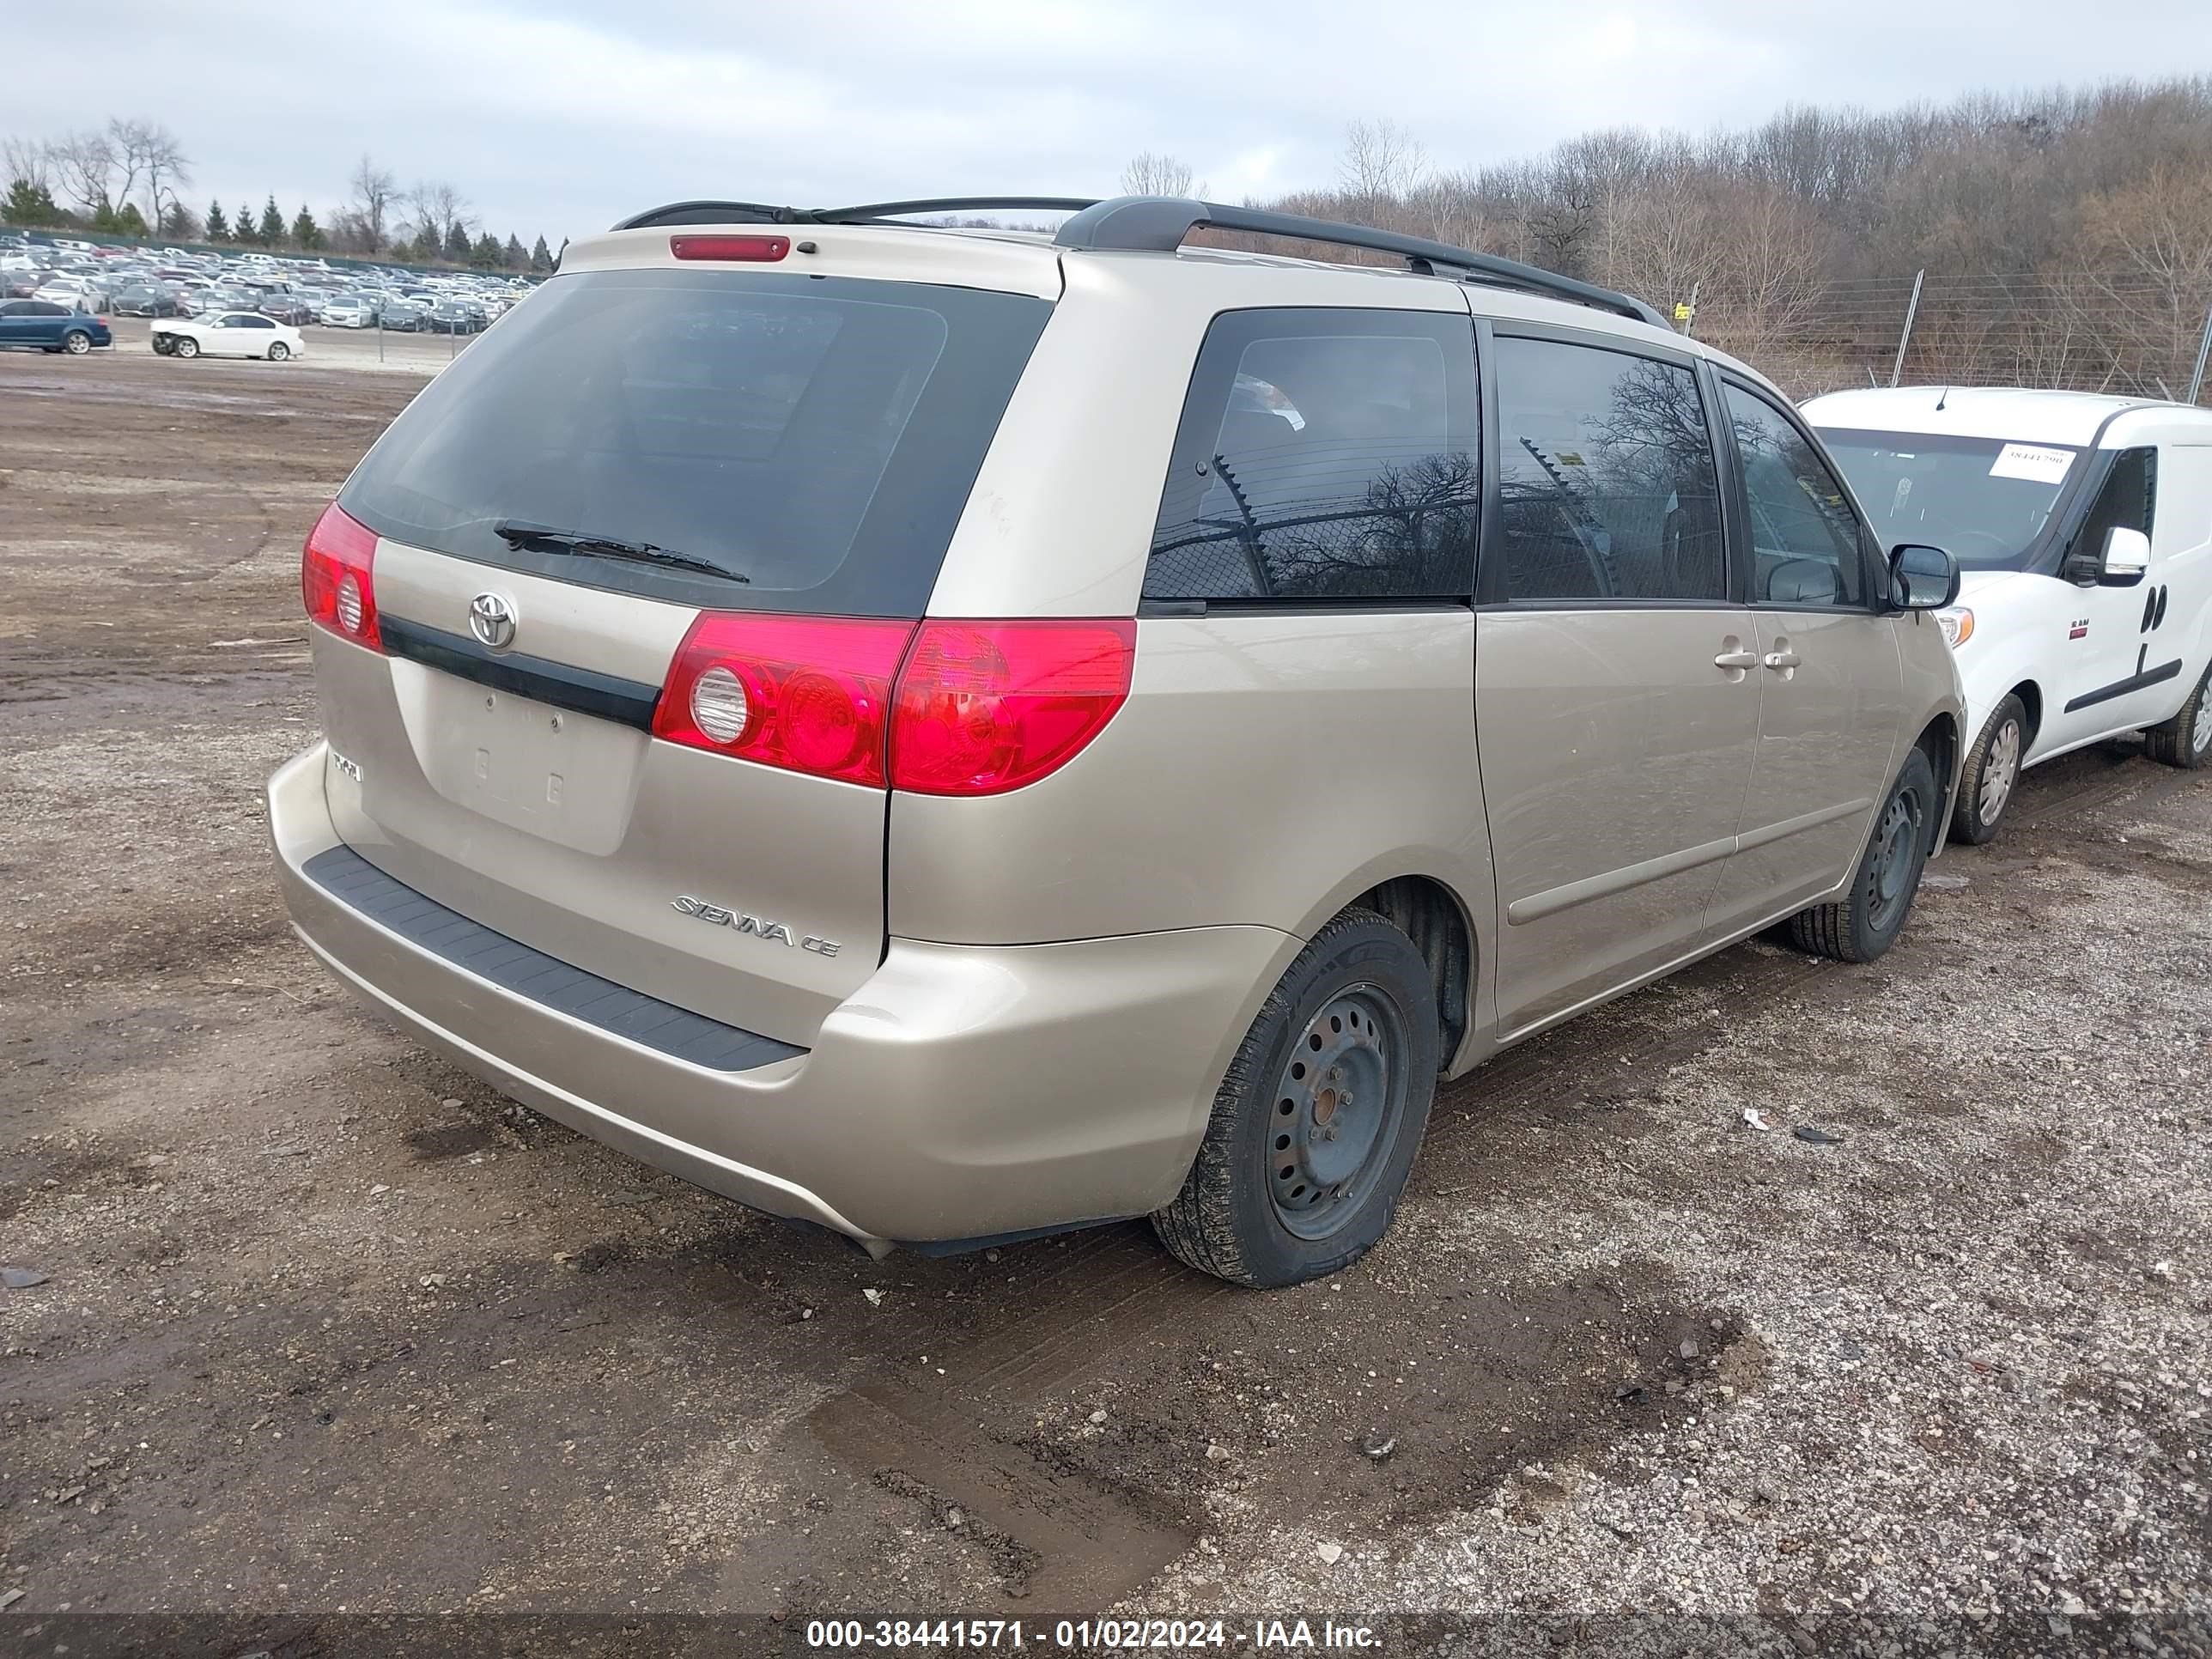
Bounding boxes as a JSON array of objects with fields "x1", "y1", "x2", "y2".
[{"x1": 801, "y1": 1619, "x2": 1382, "y2": 1649}]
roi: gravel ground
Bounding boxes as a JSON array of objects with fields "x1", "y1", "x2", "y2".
[{"x1": 2, "y1": 347, "x2": 2207, "y2": 1657}]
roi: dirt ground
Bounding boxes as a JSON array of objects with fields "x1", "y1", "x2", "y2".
[{"x1": 3, "y1": 346, "x2": 2209, "y2": 1654}]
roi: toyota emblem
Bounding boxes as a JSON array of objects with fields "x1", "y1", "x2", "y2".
[{"x1": 469, "y1": 592, "x2": 518, "y2": 650}]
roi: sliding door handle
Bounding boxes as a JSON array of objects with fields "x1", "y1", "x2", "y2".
[
  {"x1": 1714, "y1": 648, "x2": 1760, "y2": 670},
  {"x1": 1763, "y1": 649, "x2": 1802, "y2": 671}
]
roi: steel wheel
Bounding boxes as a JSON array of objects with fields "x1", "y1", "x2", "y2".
[
  {"x1": 1977, "y1": 715, "x2": 2021, "y2": 824},
  {"x1": 2195, "y1": 678, "x2": 2212, "y2": 756},
  {"x1": 1868, "y1": 781, "x2": 1926, "y2": 933},
  {"x1": 1266, "y1": 988, "x2": 1408, "y2": 1241}
]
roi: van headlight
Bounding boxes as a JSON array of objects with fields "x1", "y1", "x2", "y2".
[{"x1": 1936, "y1": 607, "x2": 1974, "y2": 648}]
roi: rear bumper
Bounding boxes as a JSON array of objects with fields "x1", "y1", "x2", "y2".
[{"x1": 268, "y1": 743, "x2": 1293, "y2": 1249}]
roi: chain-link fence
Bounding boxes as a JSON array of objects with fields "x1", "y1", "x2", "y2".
[{"x1": 1693, "y1": 271, "x2": 2212, "y2": 404}]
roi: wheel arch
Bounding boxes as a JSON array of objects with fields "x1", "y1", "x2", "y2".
[
  {"x1": 1336, "y1": 872, "x2": 1476, "y2": 1067},
  {"x1": 1913, "y1": 710, "x2": 1960, "y2": 851}
]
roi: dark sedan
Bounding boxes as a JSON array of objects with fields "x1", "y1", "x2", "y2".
[
  {"x1": 0, "y1": 300, "x2": 113, "y2": 354},
  {"x1": 258, "y1": 295, "x2": 317, "y2": 326},
  {"x1": 112, "y1": 283, "x2": 187, "y2": 318},
  {"x1": 423, "y1": 300, "x2": 484, "y2": 333}
]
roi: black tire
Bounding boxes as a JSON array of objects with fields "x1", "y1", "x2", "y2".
[
  {"x1": 62, "y1": 329, "x2": 92, "y2": 355},
  {"x1": 1790, "y1": 746, "x2": 1940, "y2": 963},
  {"x1": 1152, "y1": 908, "x2": 1441, "y2": 1287},
  {"x1": 2144, "y1": 659, "x2": 2212, "y2": 770},
  {"x1": 1949, "y1": 693, "x2": 2027, "y2": 844}
]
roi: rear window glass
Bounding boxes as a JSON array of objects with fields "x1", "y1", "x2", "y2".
[
  {"x1": 338, "y1": 268, "x2": 1051, "y2": 616},
  {"x1": 1145, "y1": 307, "x2": 1480, "y2": 604}
]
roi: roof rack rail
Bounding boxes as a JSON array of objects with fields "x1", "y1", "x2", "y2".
[
  {"x1": 614, "y1": 197, "x2": 1098, "y2": 232},
  {"x1": 1053, "y1": 196, "x2": 1668, "y2": 329},
  {"x1": 611, "y1": 193, "x2": 1667, "y2": 328}
]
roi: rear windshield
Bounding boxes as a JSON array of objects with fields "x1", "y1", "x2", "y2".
[
  {"x1": 1814, "y1": 428, "x2": 2084, "y2": 572},
  {"x1": 338, "y1": 267, "x2": 1052, "y2": 615}
]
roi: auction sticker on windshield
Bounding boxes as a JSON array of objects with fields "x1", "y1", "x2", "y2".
[{"x1": 1988, "y1": 442, "x2": 2075, "y2": 484}]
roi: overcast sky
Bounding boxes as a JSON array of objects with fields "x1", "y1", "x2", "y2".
[{"x1": 15, "y1": 0, "x2": 2212, "y2": 246}]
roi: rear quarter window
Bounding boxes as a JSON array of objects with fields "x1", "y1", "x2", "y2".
[{"x1": 337, "y1": 268, "x2": 1051, "y2": 617}]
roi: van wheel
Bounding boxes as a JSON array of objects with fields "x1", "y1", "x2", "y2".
[
  {"x1": 1152, "y1": 908, "x2": 1439, "y2": 1288},
  {"x1": 2144, "y1": 661, "x2": 2212, "y2": 770},
  {"x1": 1949, "y1": 694, "x2": 2027, "y2": 844},
  {"x1": 1790, "y1": 746, "x2": 1938, "y2": 964}
]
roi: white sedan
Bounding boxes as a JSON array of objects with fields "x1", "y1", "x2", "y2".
[{"x1": 151, "y1": 311, "x2": 306, "y2": 362}]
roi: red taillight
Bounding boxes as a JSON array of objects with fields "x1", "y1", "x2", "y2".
[
  {"x1": 301, "y1": 502, "x2": 381, "y2": 649},
  {"x1": 890, "y1": 620, "x2": 1136, "y2": 796},
  {"x1": 653, "y1": 613, "x2": 913, "y2": 786},
  {"x1": 669, "y1": 234, "x2": 790, "y2": 263}
]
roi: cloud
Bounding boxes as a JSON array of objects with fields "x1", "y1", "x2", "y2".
[{"x1": 7, "y1": 0, "x2": 2209, "y2": 244}]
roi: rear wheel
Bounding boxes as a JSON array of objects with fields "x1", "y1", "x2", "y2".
[
  {"x1": 1949, "y1": 694, "x2": 2027, "y2": 844},
  {"x1": 2145, "y1": 660, "x2": 2212, "y2": 769},
  {"x1": 1152, "y1": 908, "x2": 1440, "y2": 1287},
  {"x1": 1790, "y1": 746, "x2": 1939, "y2": 963},
  {"x1": 62, "y1": 329, "x2": 91, "y2": 355},
  {"x1": 266, "y1": 341, "x2": 290, "y2": 362}
]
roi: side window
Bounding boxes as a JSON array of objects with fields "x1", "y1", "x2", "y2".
[
  {"x1": 246, "y1": 316, "x2": 275, "y2": 328},
  {"x1": 1723, "y1": 383, "x2": 1869, "y2": 607},
  {"x1": 1146, "y1": 308, "x2": 1479, "y2": 603},
  {"x1": 1488, "y1": 336, "x2": 1727, "y2": 604},
  {"x1": 2073, "y1": 447, "x2": 2157, "y2": 558}
]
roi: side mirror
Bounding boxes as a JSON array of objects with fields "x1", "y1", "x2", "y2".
[
  {"x1": 1888, "y1": 543, "x2": 1960, "y2": 611},
  {"x1": 2097, "y1": 526, "x2": 2150, "y2": 586}
]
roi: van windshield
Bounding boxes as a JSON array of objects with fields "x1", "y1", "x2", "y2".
[
  {"x1": 1814, "y1": 428, "x2": 2083, "y2": 572},
  {"x1": 338, "y1": 267, "x2": 1051, "y2": 616}
]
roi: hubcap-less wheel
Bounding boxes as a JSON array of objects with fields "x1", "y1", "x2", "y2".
[
  {"x1": 1869, "y1": 784, "x2": 1925, "y2": 932},
  {"x1": 1978, "y1": 717, "x2": 2021, "y2": 824},
  {"x1": 1267, "y1": 988, "x2": 1407, "y2": 1241},
  {"x1": 2195, "y1": 678, "x2": 2212, "y2": 756}
]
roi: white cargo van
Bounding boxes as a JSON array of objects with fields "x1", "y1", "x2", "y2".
[{"x1": 1807, "y1": 387, "x2": 2212, "y2": 841}]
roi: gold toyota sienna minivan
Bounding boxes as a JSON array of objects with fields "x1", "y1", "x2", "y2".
[{"x1": 267, "y1": 195, "x2": 1966, "y2": 1286}]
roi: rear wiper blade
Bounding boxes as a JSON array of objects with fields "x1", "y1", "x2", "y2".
[{"x1": 492, "y1": 519, "x2": 746, "y2": 582}]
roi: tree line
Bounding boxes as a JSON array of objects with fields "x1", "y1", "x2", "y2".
[
  {"x1": 2, "y1": 122, "x2": 558, "y2": 274},
  {"x1": 1130, "y1": 76, "x2": 2212, "y2": 397}
]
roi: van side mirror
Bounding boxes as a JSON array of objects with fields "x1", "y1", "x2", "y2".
[
  {"x1": 1887, "y1": 543, "x2": 1960, "y2": 611},
  {"x1": 2095, "y1": 526, "x2": 2150, "y2": 586}
]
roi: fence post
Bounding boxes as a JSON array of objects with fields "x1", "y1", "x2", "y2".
[
  {"x1": 2187, "y1": 303, "x2": 2212, "y2": 405},
  {"x1": 1888, "y1": 269, "x2": 1925, "y2": 388}
]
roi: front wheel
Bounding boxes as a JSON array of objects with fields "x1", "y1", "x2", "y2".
[
  {"x1": 266, "y1": 341, "x2": 290, "y2": 362},
  {"x1": 2144, "y1": 660, "x2": 2212, "y2": 770},
  {"x1": 1152, "y1": 908, "x2": 1440, "y2": 1287},
  {"x1": 1949, "y1": 694, "x2": 2027, "y2": 844},
  {"x1": 62, "y1": 329, "x2": 92, "y2": 355},
  {"x1": 1790, "y1": 746, "x2": 1939, "y2": 963},
  {"x1": 172, "y1": 336, "x2": 199, "y2": 359}
]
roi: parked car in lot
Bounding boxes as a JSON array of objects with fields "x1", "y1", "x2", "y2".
[
  {"x1": 422, "y1": 299, "x2": 483, "y2": 333},
  {"x1": 266, "y1": 194, "x2": 1965, "y2": 1287},
  {"x1": 375, "y1": 297, "x2": 428, "y2": 331},
  {"x1": 33, "y1": 275, "x2": 110, "y2": 312},
  {"x1": 258, "y1": 294, "x2": 317, "y2": 326},
  {"x1": 0, "y1": 298, "x2": 112, "y2": 354},
  {"x1": 320, "y1": 295, "x2": 379, "y2": 328},
  {"x1": 1808, "y1": 387, "x2": 2212, "y2": 842},
  {"x1": 151, "y1": 311, "x2": 306, "y2": 361},
  {"x1": 111, "y1": 283, "x2": 187, "y2": 318}
]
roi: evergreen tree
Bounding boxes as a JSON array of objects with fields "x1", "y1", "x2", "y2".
[
  {"x1": 530, "y1": 234, "x2": 552, "y2": 272},
  {"x1": 204, "y1": 200, "x2": 229, "y2": 240},
  {"x1": 116, "y1": 203, "x2": 149, "y2": 236},
  {"x1": 443, "y1": 219, "x2": 471, "y2": 263},
  {"x1": 90, "y1": 195, "x2": 123, "y2": 233},
  {"x1": 234, "y1": 202, "x2": 255, "y2": 243},
  {"x1": 258, "y1": 195, "x2": 284, "y2": 245},
  {"x1": 158, "y1": 200, "x2": 197, "y2": 239},
  {"x1": 502, "y1": 233, "x2": 526, "y2": 270},
  {"x1": 291, "y1": 204, "x2": 325, "y2": 248},
  {"x1": 4, "y1": 178, "x2": 64, "y2": 227},
  {"x1": 411, "y1": 224, "x2": 440, "y2": 263},
  {"x1": 470, "y1": 231, "x2": 500, "y2": 269}
]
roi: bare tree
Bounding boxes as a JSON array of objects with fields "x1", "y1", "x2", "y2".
[
  {"x1": 404, "y1": 179, "x2": 473, "y2": 245},
  {"x1": 49, "y1": 129, "x2": 117, "y2": 216},
  {"x1": 2, "y1": 134, "x2": 54, "y2": 191},
  {"x1": 106, "y1": 119, "x2": 191, "y2": 230},
  {"x1": 1339, "y1": 118, "x2": 1428, "y2": 207},
  {"x1": 347, "y1": 155, "x2": 398, "y2": 252},
  {"x1": 1120, "y1": 151, "x2": 1198, "y2": 198}
]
